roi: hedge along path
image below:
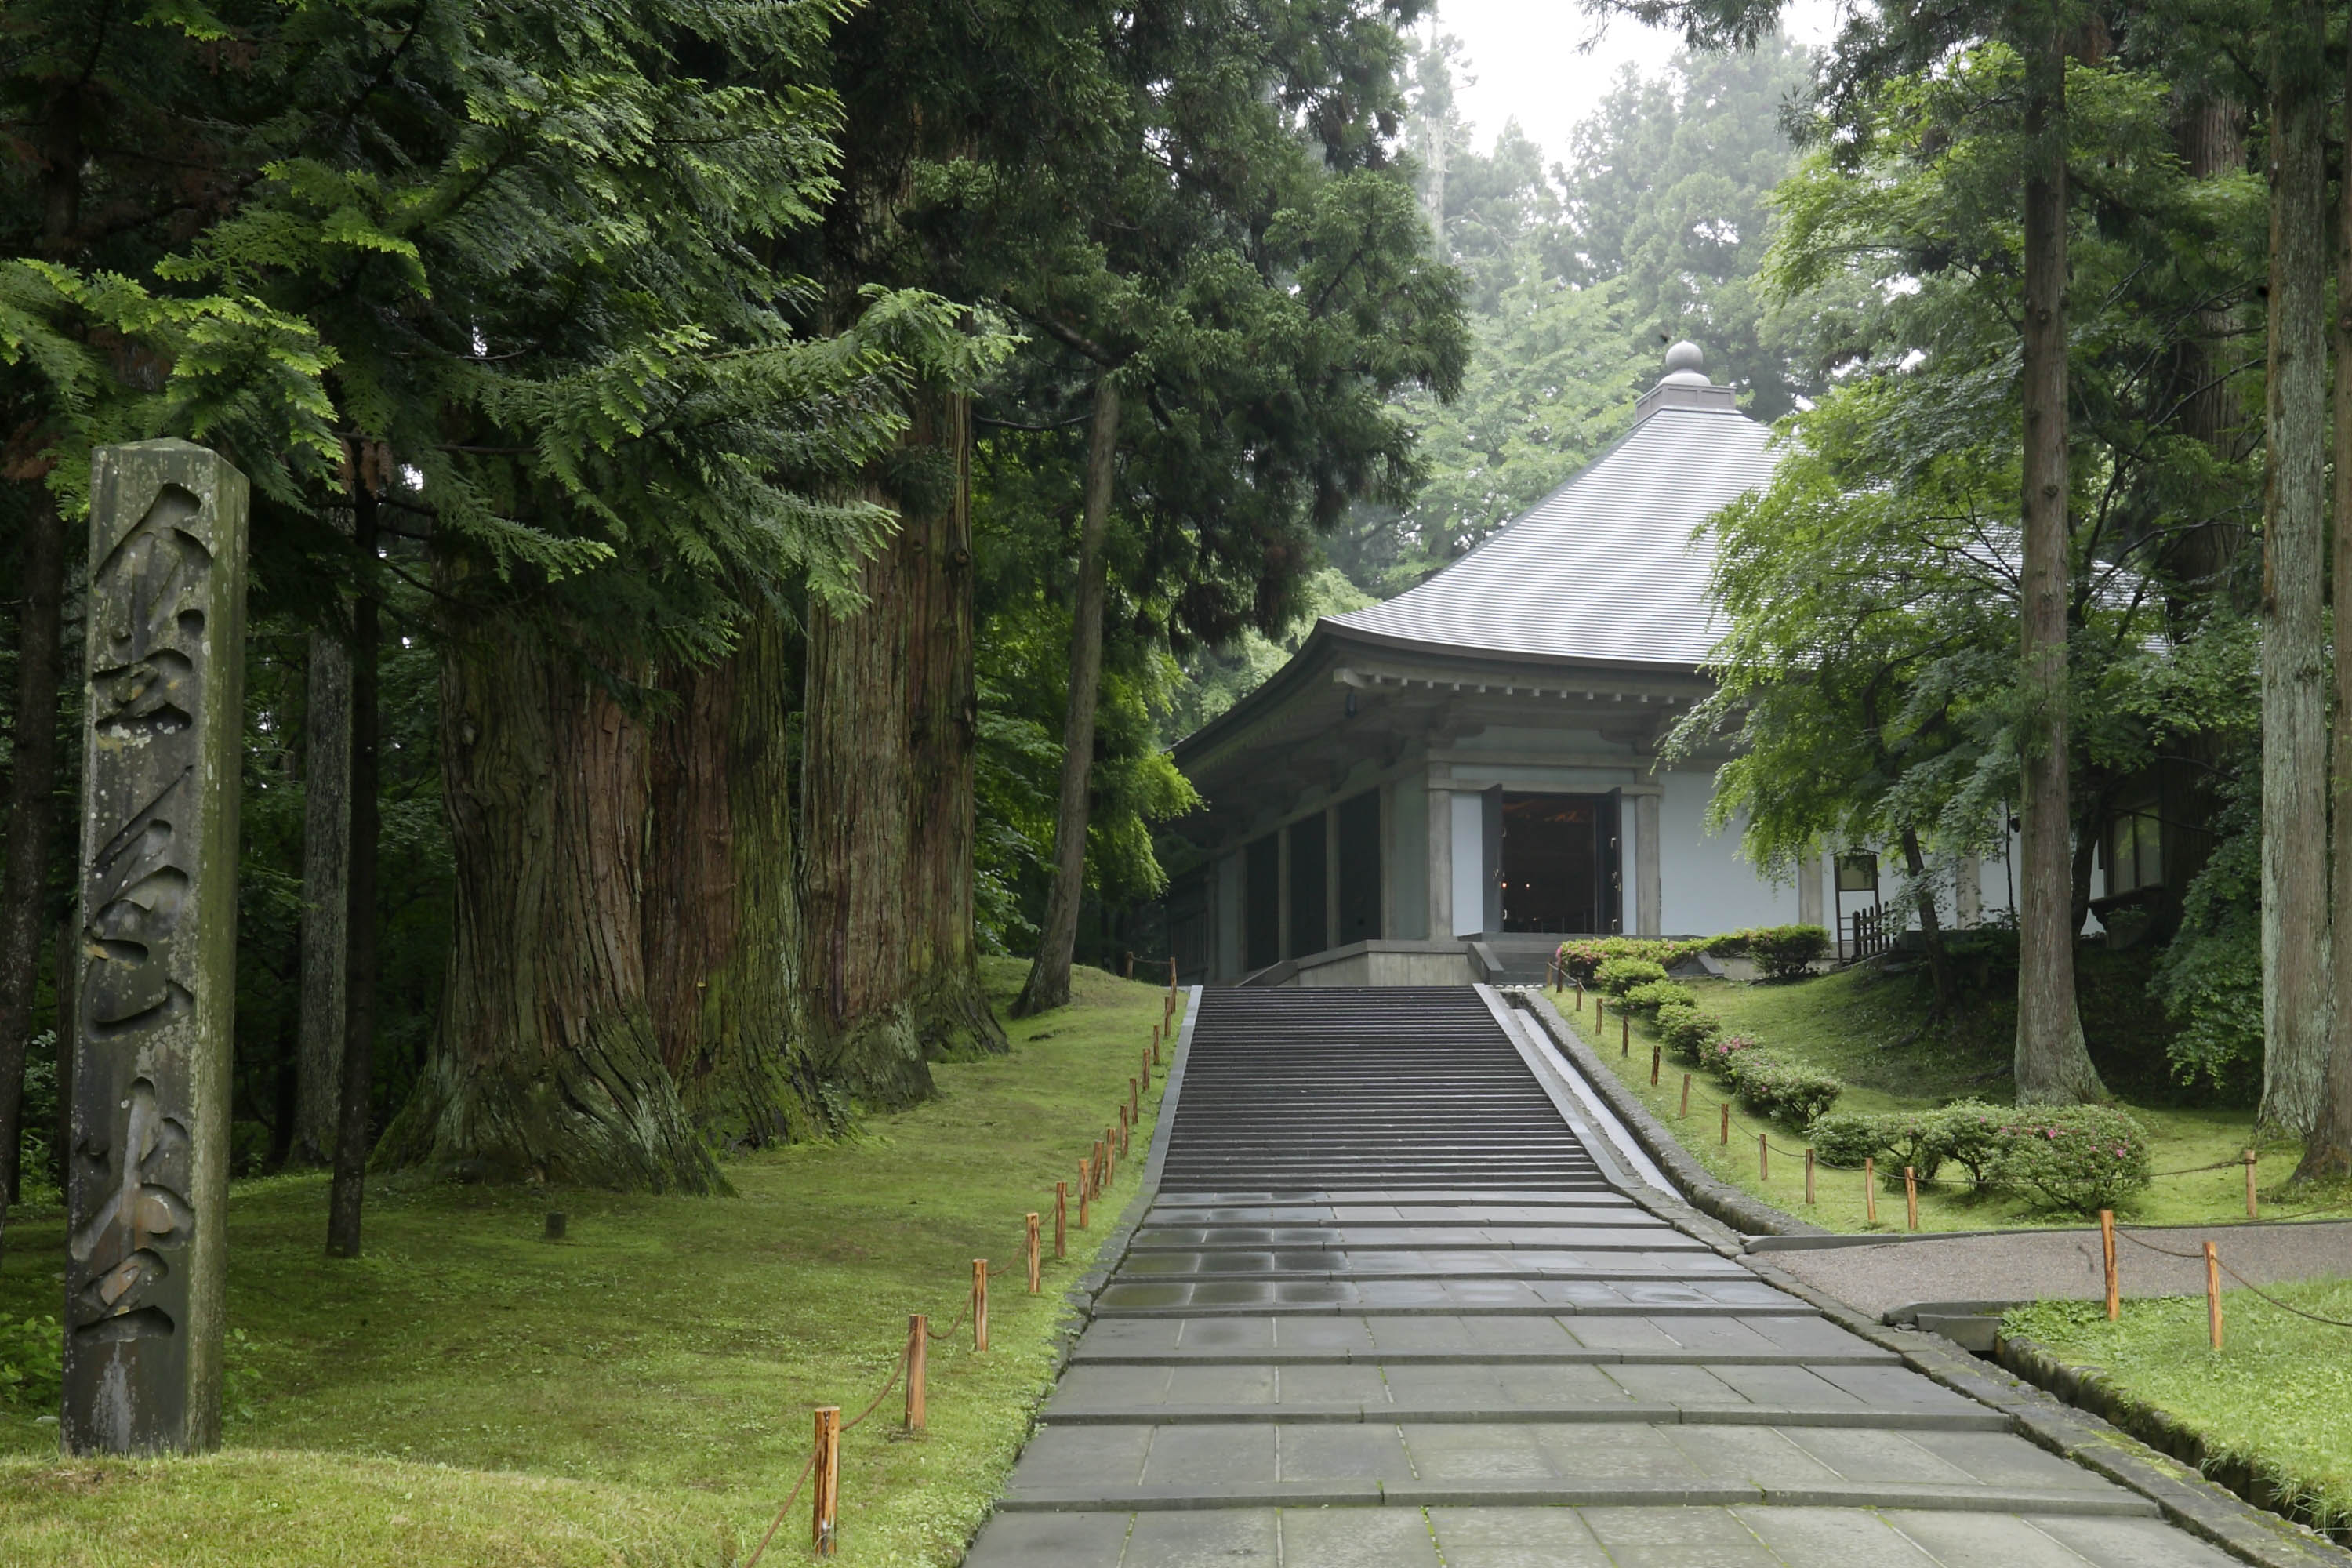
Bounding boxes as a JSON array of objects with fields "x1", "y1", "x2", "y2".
[{"x1": 739, "y1": 1002, "x2": 1181, "y2": 1564}]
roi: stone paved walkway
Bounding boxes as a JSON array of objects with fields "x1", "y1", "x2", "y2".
[{"x1": 961, "y1": 989, "x2": 2252, "y2": 1567}]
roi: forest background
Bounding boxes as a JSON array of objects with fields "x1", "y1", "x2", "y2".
[{"x1": 0, "y1": 0, "x2": 2336, "y2": 1242}]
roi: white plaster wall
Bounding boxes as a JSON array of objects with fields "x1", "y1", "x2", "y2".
[
  {"x1": 1390, "y1": 782, "x2": 1428, "y2": 940},
  {"x1": 1657, "y1": 768, "x2": 1798, "y2": 935},
  {"x1": 1450, "y1": 793, "x2": 1484, "y2": 936}
]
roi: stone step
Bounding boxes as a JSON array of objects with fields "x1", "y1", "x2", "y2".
[
  {"x1": 995, "y1": 1481, "x2": 2159, "y2": 1519},
  {"x1": 1036, "y1": 1403, "x2": 2009, "y2": 1431}
]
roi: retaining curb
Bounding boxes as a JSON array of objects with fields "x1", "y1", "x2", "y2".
[{"x1": 1739, "y1": 1254, "x2": 2352, "y2": 1568}]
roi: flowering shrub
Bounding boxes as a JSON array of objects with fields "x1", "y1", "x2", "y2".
[
  {"x1": 1702, "y1": 1033, "x2": 1762, "y2": 1073},
  {"x1": 1806, "y1": 1111, "x2": 1884, "y2": 1168},
  {"x1": 1654, "y1": 1004, "x2": 1722, "y2": 1062},
  {"x1": 1558, "y1": 936, "x2": 1708, "y2": 984},
  {"x1": 1985, "y1": 1105, "x2": 2153, "y2": 1214},
  {"x1": 1594, "y1": 957, "x2": 1670, "y2": 997},
  {"x1": 1619, "y1": 978, "x2": 1697, "y2": 1018}
]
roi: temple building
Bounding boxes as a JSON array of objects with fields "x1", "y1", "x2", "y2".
[{"x1": 1163, "y1": 343, "x2": 2025, "y2": 986}]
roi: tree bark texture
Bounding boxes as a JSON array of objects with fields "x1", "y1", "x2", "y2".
[
  {"x1": 1015, "y1": 377, "x2": 1121, "y2": 1018},
  {"x1": 2168, "y1": 94, "x2": 2248, "y2": 594},
  {"x1": 292, "y1": 628, "x2": 351, "y2": 1167},
  {"x1": 2298, "y1": 35, "x2": 2352, "y2": 1181},
  {"x1": 0, "y1": 488, "x2": 66, "y2": 1211},
  {"x1": 902, "y1": 392, "x2": 1007, "y2": 1060},
  {"x1": 379, "y1": 592, "x2": 719, "y2": 1192},
  {"x1": 1897, "y1": 829, "x2": 1958, "y2": 1013},
  {"x1": 328, "y1": 504, "x2": 378, "y2": 1254},
  {"x1": 2013, "y1": 28, "x2": 2107, "y2": 1105},
  {"x1": 644, "y1": 609, "x2": 834, "y2": 1145},
  {"x1": 2259, "y1": 0, "x2": 2332, "y2": 1138}
]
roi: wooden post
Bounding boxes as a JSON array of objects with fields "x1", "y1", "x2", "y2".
[
  {"x1": 1719, "y1": 1102, "x2": 1730, "y2": 1145},
  {"x1": 1079, "y1": 1184, "x2": 1089, "y2": 1230},
  {"x1": 1124, "y1": 951, "x2": 1134, "y2": 979},
  {"x1": 811, "y1": 1406, "x2": 840, "y2": 1553},
  {"x1": 1142, "y1": 1047, "x2": 1151, "y2": 1090},
  {"x1": 1054, "y1": 1181, "x2": 1068, "y2": 1257},
  {"x1": 1026, "y1": 1213, "x2": 1041, "y2": 1293},
  {"x1": 1679, "y1": 1074, "x2": 1690, "y2": 1119},
  {"x1": 1758, "y1": 1132, "x2": 1769, "y2": 1182},
  {"x1": 1595, "y1": 996, "x2": 1603, "y2": 1033},
  {"x1": 1904, "y1": 1167, "x2": 1918, "y2": 1231},
  {"x1": 1131, "y1": 1075, "x2": 1141, "y2": 1126},
  {"x1": 2099, "y1": 1210, "x2": 2118, "y2": 1320},
  {"x1": 1621, "y1": 1014, "x2": 1630, "y2": 1056},
  {"x1": 1650, "y1": 1045, "x2": 1661, "y2": 1087},
  {"x1": 1091, "y1": 1141, "x2": 1103, "y2": 1197},
  {"x1": 2245, "y1": 1150, "x2": 2259, "y2": 1219},
  {"x1": 1077, "y1": 1160, "x2": 1090, "y2": 1226},
  {"x1": 1117, "y1": 1104, "x2": 1130, "y2": 1157},
  {"x1": 1804, "y1": 1149, "x2": 1815, "y2": 1206},
  {"x1": 2205, "y1": 1241, "x2": 2223, "y2": 1350},
  {"x1": 1103, "y1": 1127, "x2": 1116, "y2": 1187},
  {"x1": 1865, "y1": 1157, "x2": 1878, "y2": 1224},
  {"x1": 906, "y1": 1316, "x2": 927, "y2": 1432},
  {"x1": 972, "y1": 1258, "x2": 989, "y2": 1352},
  {"x1": 1151, "y1": 1023, "x2": 1161, "y2": 1065},
  {"x1": 1168, "y1": 955, "x2": 1177, "y2": 989},
  {"x1": 1577, "y1": 982, "x2": 1585, "y2": 1014}
]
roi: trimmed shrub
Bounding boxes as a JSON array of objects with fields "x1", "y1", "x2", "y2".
[
  {"x1": 1620, "y1": 978, "x2": 1697, "y2": 1018},
  {"x1": 1871, "y1": 1108, "x2": 1954, "y2": 1183},
  {"x1": 1700, "y1": 1031, "x2": 1759, "y2": 1069},
  {"x1": 1807, "y1": 1111, "x2": 1885, "y2": 1168},
  {"x1": 1933, "y1": 1101, "x2": 2009, "y2": 1188},
  {"x1": 1595, "y1": 957, "x2": 1669, "y2": 997},
  {"x1": 1654, "y1": 1004, "x2": 1722, "y2": 1062},
  {"x1": 1725, "y1": 1052, "x2": 1844, "y2": 1127},
  {"x1": 1748, "y1": 924, "x2": 1831, "y2": 980},
  {"x1": 1984, "y1": 1105, "x2": 2153, "y2": 1214},
  {"x1": 1559, "y1": 937, "x2": 1710, "y2": 984}
]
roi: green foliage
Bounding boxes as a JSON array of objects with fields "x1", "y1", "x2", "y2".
[
  {"x1": 1595, "y1": 958, "x2": 1671, "y2": 997},
  {"x1": 0, "y1": 1314, "x2": 60, "y2": 1414},
  {"x1": 1722, "y1": 1052, "x2": 1844, "y2": 1127},
  {"x1": 1559, "y1": 938, "x2": 1704, "y2": 984},
  {"x1": 1806, "y1": 1112, "x2": 1885, "y2": 1169},
  {"x1": 1741, "y1": 924, "x2": 1831, "y2": 980},
  {"x1": 2151, "y1": 778, "x2": 2262, "y2": 1098},
  {"x1": 1619, "y1": 978, "x2": 1698, "y2": 1019},
  {"x1": 1654, "y1": 1004, "x2": 1722, "y2": 1063},
  {"x1": 1984, "y1": 1106, "x2": 2154, "y2": 1214}
]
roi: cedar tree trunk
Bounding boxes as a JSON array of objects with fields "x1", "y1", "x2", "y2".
[
  {"x1": 292, "y1": 626, "x2": 351, "y2": 1167},
  {"x1": 1015, "y1": 377, "x2": 1121, "y2": 1017},
  {"x1": 902, "y1": 392, "x2": 1007, "y2": 1058},
  {"x1": 2299, "y1": 32, "x2": 2352, "y2": 1181},
  {"x1": 0, "y1": 487, "x2": 66, "y2": 1214},
  {"x1": 328, "y1": 497, "x2": 379, "y2": 1253},
  {"x1": 379, "y1": 582, "x2": 718, "y2": 1192},
  {"x1": 645, "y1": 608, "x2": 834, "y2": 1145},
  {"x1": 2013, "y1": 26, "x2": 2106, "y2": 1105},
  {"x1": 2259, "y1": 0, "x2": 2332, "y2": 1137}
]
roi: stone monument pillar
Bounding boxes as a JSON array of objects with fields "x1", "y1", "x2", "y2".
[{"x1": 64, "y1": 440, "x2": 247, "y2": 1456}]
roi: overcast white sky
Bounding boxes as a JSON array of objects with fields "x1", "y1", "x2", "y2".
[{"x1": 1432, "y1": 0, "x2": 1844, "y2": 169}]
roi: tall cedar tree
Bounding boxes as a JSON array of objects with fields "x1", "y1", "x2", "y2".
[
  {"x1": 1595, "y1": 0, "x2": 2104, "y2": 1101},
  {"x1": 2261, "y1": 0, "x2": 2332, "y2": 1136}
]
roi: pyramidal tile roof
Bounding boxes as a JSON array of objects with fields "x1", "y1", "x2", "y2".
[{"x1": 1326, "y1": 343, "x2": 1778, "y2": 670}]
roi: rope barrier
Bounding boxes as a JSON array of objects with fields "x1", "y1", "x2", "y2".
[{"x1": 740, "y1": 1010, "x2": 1175, "y2": 1558}]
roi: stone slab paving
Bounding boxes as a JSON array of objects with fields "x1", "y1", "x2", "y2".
[
  {"x1": 962, "y1": 989, "x2": 2255, "y2": 1567},
  {"x1": 1759, "y1": 1221, "x2": 2352, "y2": 1320}
]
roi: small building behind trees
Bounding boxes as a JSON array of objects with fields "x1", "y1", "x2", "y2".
[{"x1": 1164, "y1": 343, "x2": 2038, "y2": 985}]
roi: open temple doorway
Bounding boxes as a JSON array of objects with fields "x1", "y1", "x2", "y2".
[{"x1": 1498, "y1": 791, "x2": 1620, "y2": 934}]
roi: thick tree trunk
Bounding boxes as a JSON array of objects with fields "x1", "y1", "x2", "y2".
[
  {"x1": 2297, "y1": 38, "x2": 2352, "y2": 1182},
  {"x1": 292, "y1": 628, "x2": 351, "y2": 1167},
  {"x1": 1016, "y1": 378, "x2": 1122, "y2": 1018},
  {"x1": 2169, "y1": 95, "x2": 2248, "y2": 593},
  {"x1": 0, "y1": 487, "x2": 66, "y2": 1216},
  {"x1": 2259, "y1": 0, "x2": 2332, "y2": 1138},
  {"x1": 328, "y1": 501, "x2": 379, "y2": 1254},
  {"x1": 645, "y1": 610, "x2": 833, "y2": 1145},
  {"x1": 903, "y1": 392, "x2": 1007, "y2": 1058},
  {"x1": 2013, "y1": 27, "x2": 2106, "y2": 1105},
  {"x1": 378, "y1": 582, "x2": 719, "y2": 1192}
]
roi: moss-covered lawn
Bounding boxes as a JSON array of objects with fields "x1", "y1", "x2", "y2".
[
  {"x1": 2005, "y1": 1286, "x2": 2352, "y2": 1533},
  {"x1": 1550, "y1": 964, "x2": 2300, "y2": 1233},
  {"x1": 0, "y1": 958, "x2": 1181, "y2": 1567}
]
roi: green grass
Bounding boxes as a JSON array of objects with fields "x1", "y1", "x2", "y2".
[
  {"x1": 1551, "y1": 965, "x2": 2299, "y2": 1234},
  {"x1": 0, "y1": 958, "x2": 1181, "y2": 1567},
  {"x1": 2005, "y1": 1285, "x2": 2352, "y2": 1531}
]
